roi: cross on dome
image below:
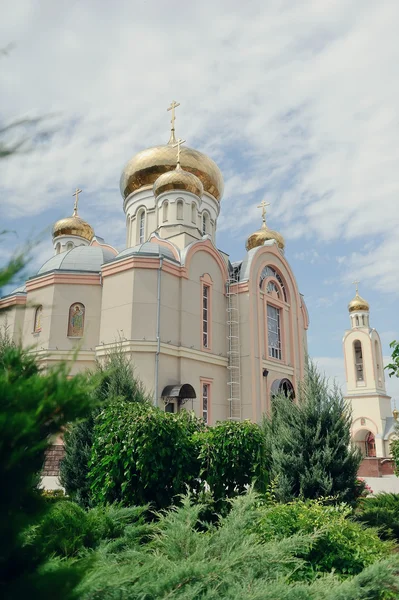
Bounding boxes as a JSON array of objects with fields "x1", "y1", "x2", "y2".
[
  {"x1": 257, "y1": 199, "x2": 270, "y2": 224},
  {"x1": 72, "y1": 188, "x2": 82, "y2": 217},
  {"x1": 167, "y1": 100, "x2": 180, "y2": 143},
  {"x1": 352, "y1": 279, "x2": 360, "y2": 295}
]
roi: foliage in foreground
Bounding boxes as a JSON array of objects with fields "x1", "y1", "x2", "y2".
[
  {"x1": 263, "y1": 362, "x2": 361, "y2": 503},
  {"x1": 250, "y1": 496, "x2": 392, "y2": 579},
  {"x1": 0, "y1": 344, "x2": 95, "y2": 599},
  {"x1": 60, "y1": 345, "x2": 151, "y2": 507},
  {"x1": 72, "y1": 491, "x2": 399, "y2": 600},
  {"x1": 356, "y1": 493, "x2": 399, "y2": 542}
]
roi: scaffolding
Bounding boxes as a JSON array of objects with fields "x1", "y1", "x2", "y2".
[{"x1": 226, "y1": 275, "x2": 241, "y2": 420}]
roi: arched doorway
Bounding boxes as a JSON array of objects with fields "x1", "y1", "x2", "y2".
[
  {"x1": 353, "y1": 429, "x2": 377, "y2": 457},
  {"x1": 270, "y1": 378, "x2": 295, "y2": 400},
  {"x1": 161, "y1": 383, "x2": 196, "y2": 413}
]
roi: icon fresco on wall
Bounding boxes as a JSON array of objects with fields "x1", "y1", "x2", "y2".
[
  {"x1": 34, "y1": 305, "x2": 43, "y2": 332},
  {"x1": 68, "y1": 303, "x2": 85, "y2": 337}
]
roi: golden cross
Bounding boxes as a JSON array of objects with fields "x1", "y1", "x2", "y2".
[
  {"x1": 257, "y1": 199, "x2": 270, "y2": 223},
  {"x1": 72, "y1": 188, "x2": 82, "y2": 216},
  {"x1": 167, "y1": 100, "x2": 180, "y2": 133},
  {"x1": 352, "y1": 279, "x2": 360, "y2": 294},
  {"x1": 172, "y1": 138, "x2": 186, "y2": 166}
]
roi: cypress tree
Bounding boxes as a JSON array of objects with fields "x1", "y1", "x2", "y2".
[{"x1": 263, "y1": 361, "x2": 361, "y2": 503}]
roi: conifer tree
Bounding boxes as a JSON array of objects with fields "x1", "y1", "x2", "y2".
[{"x1": 263, "y1": 361, "x2": 361, "y2": 503}]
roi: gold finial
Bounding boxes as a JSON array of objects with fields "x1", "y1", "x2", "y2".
[
  {"x1": 393, "y1": 408, "x2": 399, "y2": 421},
  {"x1": 167, "y1": 100, "x2": 180, "y2": 144},
  {"x1": 257, "y1": 200, "x2": 270, "y2": 226},
  {"x1": 72, "y1": 188, "x2": 82, "y2": 216},
  {"x1": 352, "y1": 280, "x2": 360, "y2": 295},
  {"x1": 172, "y1": 137, "x2": 186, "y2": 168}
]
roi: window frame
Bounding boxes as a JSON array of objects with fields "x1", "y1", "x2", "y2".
[
  {"x1": 138, "y1": 209, "x2": 146, "y2": 244},
  {"x1": 200, "y1": 377, "x2": 212, "y2": 424},
  {"x1": 33, "y1": 305, "x2": 43, "y2": 333},
  {"x1": 163, "y1": 200, "x2": 169, "y2": 222},
  {"x1": 266, "y1": 302, "x2": 282, "y2": 361},
  {"x1": 176, "y1": 199, "x2": 184, "y2": 220},
  {"x1": 201, "y1": 273, "x2": 213, "y2": 351}
]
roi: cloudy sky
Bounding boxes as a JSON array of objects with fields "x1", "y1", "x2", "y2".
[{"x1": 1, "y1": 0, "x2": 399, "y2": 398}]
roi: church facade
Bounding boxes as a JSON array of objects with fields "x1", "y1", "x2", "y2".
[{"x1": 0, "y1": 105, "x2": 309, "y2": 426}]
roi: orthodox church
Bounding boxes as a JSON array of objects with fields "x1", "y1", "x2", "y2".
[
  {"x1": 344, "y1": 285, "x2": 397, "y2": 477},
  {"x1": 0, "y1": 103, "x2": 309, "y2": 428}
]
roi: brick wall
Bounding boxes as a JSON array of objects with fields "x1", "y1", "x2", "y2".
[
  {"x1": 42, "y1": 444, "x2": 65, "y2": 477},
  {"x1": 358, "y1": 457, "x2": 395, "y2": 477}
]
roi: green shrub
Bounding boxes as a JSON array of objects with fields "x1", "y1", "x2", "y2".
[
  {"x1": 195, "y1": 420, "x2": 268, "y2": 507},
  {"x1": 355, "y1": 493, "x2": 399, "y2": 541},
  {"x1": 89, "y1": 402, "x2": 203, "y2": 509},
  {"x1": 251, "y1": 497, "x2": 392, "y2": 579}
]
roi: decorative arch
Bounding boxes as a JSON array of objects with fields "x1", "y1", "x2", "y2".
[
  {"x1": 55, "y1": 242, "x2": 61, "y2": 255},
  {"x1": 66, "y1": 242, "x2": 74, "y2": 251},
  {"x1": 183, "y1": 239, "x2": 229, "y2": 283},
  {"x1": 34, "y1": 305, "x2": 43, "y2": 333},
  {"x1": 67, "y1": 302, "x2": 85, "y2": 337},
  {"x1": 271, "y1": 378, "x2": 295, "y2": 400},
  {"x1": 259, "y1": 265, "x2": 288, "y2": 302}
]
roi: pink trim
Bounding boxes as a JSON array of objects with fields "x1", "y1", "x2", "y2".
[
  {"x1": 0, "y1": 295, "x2": 26, "y2": 308},
  {"x1": 149, "y1": 236, "x2": 180, "y2": 262},
  {"x1": 102, "y1": 256, "x2": 181, "y2": 279},
  {"x1": 184, "y1": 239, "x2": 229, "y2": 284},
  {"x1": 200, "y1": 377, "x2": 212, "y2": 425},
  {"x1": 26, "y1": 273, "x2": 100, "y2": 292},
  {"x1": 90, "y1": 239, "x2": 118, "y2": 255},
  {"x1": 200, "y1": 273, "x2": 213, "y2": 352}
]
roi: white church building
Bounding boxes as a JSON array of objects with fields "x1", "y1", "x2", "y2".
[{"x1": 0, "y1": 104, "x2": 309, "y2": 433}]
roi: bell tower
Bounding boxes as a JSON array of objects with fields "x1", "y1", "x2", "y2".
[{"x1": 343, "y1": 283, "x2": 393, "y2": 458}]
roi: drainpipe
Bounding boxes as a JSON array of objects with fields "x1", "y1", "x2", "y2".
[{"x1": 154, "y1": 256, "x2": 164, "y2": 406}]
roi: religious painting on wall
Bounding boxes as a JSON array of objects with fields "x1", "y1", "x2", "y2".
[
  {"x1": 34, "y1": 305, "x2": 43, "y2": 333},
  {"x1": 68, "y1": 303, "x2": 85, "y2": 337}
]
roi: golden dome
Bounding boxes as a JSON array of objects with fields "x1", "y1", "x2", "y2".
[
  {"x1": 120, "y1": 141, "x2": 224, "y2": 201},
  {"x1": 52, "y1": 214, "x2": 94, "y2": 242},
  {"x1": 348, "y1": 292, "x2": 369, "y2": 313},
  {"x1": 153, "y1": 164, "x2": 204, "y2": 198},
  {"x1": 246, "y1": 222, "x2": 285, "y2": 251}
]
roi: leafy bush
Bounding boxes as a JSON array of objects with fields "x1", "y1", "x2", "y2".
[
  {"x1": 263, "y1": 362, "x2": 361, "y2": 503},
  {"x1": 250, "y1": 497, "x2": 392, "y2": 580},
  {"x1": 75, "y1": 491, "x2": 399, "y2": 600},
  {"x1": 60, "y1": 345, "x2": 151, "y2": 507},
  {"x1": 355, "y1": 493, "x2": 399, "y2": 541},
  {"x1": 89, "y1": 402, "x2": 203, "y2": 509},
  {"x1": 195, "y1": 419, "x2": 268, "y2": 507}
]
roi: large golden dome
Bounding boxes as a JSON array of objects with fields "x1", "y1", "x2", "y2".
[
  {"x1": 153, "y1": 164, "x2": 204, "y2": 199},
  {"x1": 348, "y1": 291, "x2": 369, "y2": 313},
  {"x1": 246, "y1": 222, "x2": 285, "y2": 251},
  {"x1": 52, "y1": 214, "x2": 94, "y2": 242},
  {"x1": 120, "y1": 141, "x2": 224, "y2": 201}
]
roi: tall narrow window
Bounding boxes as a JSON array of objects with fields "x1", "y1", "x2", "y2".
[
  {"x1": 191, "y1": 202, "x2": 196, "y2": 223},
  {"x1": 55, "y1": 242, "x2": 61, "y2": 255},
  {"x1": 375, "y1": 340, "x2": 382, "y2": 385},
  {"x1": 66, "y1": 242, "x2": 74, "y2": 251},
  {"x1": 267, "y1": 304, "x2": 282, "y2": 360},
  {"x1": 355, "y1": 315, "x2": 359, "y2": 327},
  {"x1": 354, "y1": 340, "x2": 364, "y2": 381},
  {"x1": 202, "y1": 383, "x2": 209, "y2": 423},
  {"x1": 202, "y1": 213, "x2": 208, "y2": 236},
  {"x1": 68, "y1": 303, "x2": 85, "y2": 337},
  {"x1": 203, "y1": 284, "x2": 209, "y2": 348},
  {"x1": 139, "y1": 211, "x2": 145, "y2": 244},
  {"x1": 177, "y1": 200, "x2": 183, "y2": 220},
  {"x1": 34, "y1": 305, "x2": 43, "y2": 333},
  {"x1": 163, "y1": 201, "x2": 169, "y2": 222}
]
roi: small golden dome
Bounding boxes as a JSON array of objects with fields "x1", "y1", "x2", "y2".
[
  {"x1": 348, "y1": 292, "x2": 369, "y2": 313},
  {"x1": 120, "y1": 141, "x2": 224, "y2": 201},
  {"x1": 52, "y1": 214, "x2": 94, "y2": 242},
  {"x1": 246, "y1": 222, "x2": 285, "y2": 251},
  {"x1": 153, "y1": 164, "x2": 204, "y2": 198}
]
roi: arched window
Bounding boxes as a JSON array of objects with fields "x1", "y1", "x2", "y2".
[
  {"x1": 259, "y1": 266, "x2": 287, "y2": 301},
  {"x1": 375, "y1": 340, "x2": 382, "y2": 385},
  {"x1": 34, "y1": 305, "x2": 43, "y2": 333},
  {"x1": 67, "y1": 303, "x2": 85, "y2": 337},
  {"x1": 66, "y1": 242, "x2": 74, "y2": 251},
  {"x1": 354, "y1": 340, "x2": 364, "y2": 382},
  {"x1": 365, "y1": 432, "x2": 376, "y2": 457},
  {"x1": 138, "y1": 210, "x2": 145, "y2": 244},
  {"x1": 355, "y1": 315, "x2": 359, "y2": 327},
  {"x1": 177, "y1": 200, "x2": 183, "y2": 220},
  {"x1": 55, "y1": 242, "x2": 61, "y2": 255},
  {"x1": 191, "y1": 202, "x2": 196, "y2": 223},
  {"x1": 163, "y1": 201, "x2": 169, "y2": 222},
  {"x1": 267, "y1": 281, "x2": 281, "y2": 299},
  {"x1": 202, "y1": 212, "x2": 209, "y2": 236}
]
